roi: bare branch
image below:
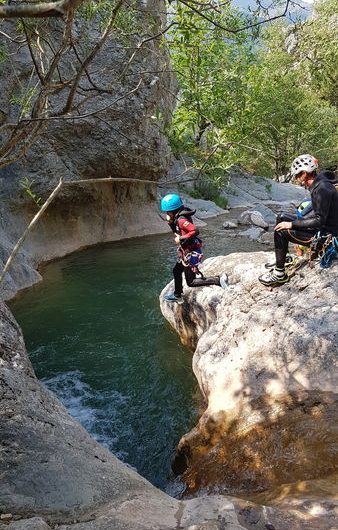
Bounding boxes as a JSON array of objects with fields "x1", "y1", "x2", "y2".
[
  {"x1": 21, "y1": 79, "x2": 143, "y2": 122},
  {"x1": 0, "y1": 0, "x2": 84, "y2": 19},
  {"x1": 67, "y1": 177, "x2": 157, "y2": 185},
  {"x1": 119, "y1": 21, "x2": 178, "y2": 81},
  {"x1": 0, "y1": 177, "x2": 64, "y2": 285},
  {"x1": 61, "y1": 0, "x2": 126, "y2": 114},
  {"x1": 178, "y1": 0, "x2": 291, "y2": 34},
  {"x1": 0, "y1": 175, "x2": 158, "y2": 285},
  {"x1": 22, "y1": 21, "x2": 45, "y2": 84},
  {"x1": 0, "y1": 29, "x2": 26, "y2": 43}
]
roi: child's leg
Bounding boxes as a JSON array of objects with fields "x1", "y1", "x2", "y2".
[
  {"x1": 184, "y1": 267, "x2": 220, "y2": 288},
  {"x1": 173, "y1": 262, "x2": 184, "y2": 296}
]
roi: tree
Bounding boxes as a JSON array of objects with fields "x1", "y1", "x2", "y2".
[
  {"x1": 0, "y1": 0, "x2": 161, "y2": 171},
  {"x1": 168, "y1": 3, "x2": 337, "y2": 180},
  {"x1": 289, "y1": 0, "x2": 338, "y2": 107}
]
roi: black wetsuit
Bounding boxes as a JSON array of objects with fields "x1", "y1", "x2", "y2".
[{"x1": 275, "y1": 171, "x2": 338, "y2": 269}]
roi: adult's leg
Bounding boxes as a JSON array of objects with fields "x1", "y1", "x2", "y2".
[
  {"x1": 184, "y1": 267, "x2": 220, "y2": 288},
  {"x1": 275, "y1": 229, "x2": 316, "y2": 269},
  {"x1": 260, "y1": 228, "x2": 317, "y2": 286}
]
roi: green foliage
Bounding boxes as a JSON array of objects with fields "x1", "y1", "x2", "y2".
[
  {"x1": 293, "y1": 0, "x2": 338, "y2": 107},
  {"x1": 78, "y1": 0, "x2": 139, "y2": 36},
  {"x1": 168, "y1": 1, "x2": 338, "y2": 180},
  {"x1": 19, "y1": 178, "x2": 42, "y2": 208},
  {"x1": 10, "y1": 86, "x2": 37, "y2": 119},
  {"x1": 188, "y1": 177, "x2": 229, "y2": 209}
]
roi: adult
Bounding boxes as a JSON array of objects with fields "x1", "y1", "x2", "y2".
[{"x1": 259, "y1": 154, "x2": 338, "y2": 286}]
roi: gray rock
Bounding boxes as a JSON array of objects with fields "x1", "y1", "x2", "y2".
[
  {"x1": 248, "y1": 203, "x2": 277, "y2": 225},
  {"x1": 180, "y1": 194, "x2": 227, "y2": 219},
  {"x1": 160, "y1": 253, "x2": 338, "y2": 497},
  {"x1": 238, "y1": 210, "x2": 269, "y2": 229},
  {"x1": 259, "y1": 230, "x2": 274, "y2": 246},
  {"x1": 238, "y1": 227, "x2": 266, "y2": 240},
  {"x1": 224, "y1": 174, "x2": 307, "y2": 209},
  {"x1": 2, "y1": 518, "x2": 51, "y2": 530},
  {"x1": 222, "y1": 221, "x2": 238, "y2": 229}
]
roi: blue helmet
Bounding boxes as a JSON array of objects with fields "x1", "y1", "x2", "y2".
[{"x1": 160, "y1": 194, "x2": 183, "y2": 212}]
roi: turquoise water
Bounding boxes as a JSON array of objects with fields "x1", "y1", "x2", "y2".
[{"x1": 9, "y1": 219, "x2": 269, "y2": 491}]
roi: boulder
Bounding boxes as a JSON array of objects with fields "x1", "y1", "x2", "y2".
[
  {"x1": 224, "y1": 174, "x2": 308, "y2": 209},
  {"x1": 180, "y1": 194, "x2": 228, "y2": 219},
  {"x1": 238, "y1": 227, "x2": 266, "y2": 240},
  {"x1": 238, "y1": 210, "x2": 269, "y2": 229},
  {"x1": 160, "y1": 253, "x2": 338, "y2": 497}
]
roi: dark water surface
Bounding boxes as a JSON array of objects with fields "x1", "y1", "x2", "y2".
[{"x1": 9, "y1": 217, "x2": 268, "y2": 491}]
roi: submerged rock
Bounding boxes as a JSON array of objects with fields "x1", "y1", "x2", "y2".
[{"x1": 160, "y1": 252, "x2": 338, "y2": 498}]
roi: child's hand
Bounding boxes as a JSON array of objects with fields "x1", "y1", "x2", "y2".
[
  {"x1": 166, "y1": 214, "x2": 171, "y2": 222},
  {"x1": 174, "y1": 235, "x2": 180, "y2": 244}
]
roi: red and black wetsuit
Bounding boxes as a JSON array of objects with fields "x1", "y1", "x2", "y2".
[{"x1": 168, "y1": 207, "x2": 220, "y2": 296}]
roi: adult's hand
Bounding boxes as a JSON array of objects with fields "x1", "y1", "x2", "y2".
[{"x1": 275, "y1": 221, "x2": 292, "y2": 231}]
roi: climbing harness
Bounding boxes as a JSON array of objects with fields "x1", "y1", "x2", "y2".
[
  {"x1": 317, "y1": 234, "x2": 338, "y2": 269},
  {"x1": 309, "y1": 232, "x2": 338, "y2": 269},
  {"x1": 177, "y1": 240, "x2": 204, "y2": 277}
]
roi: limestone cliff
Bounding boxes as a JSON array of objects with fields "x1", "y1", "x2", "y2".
[
  {"x1": 160, "y1": 253, "x2": 338, "y2": 497},
  {"x1": 0, "y1": 0, "x2": 176, "y2": 299}
]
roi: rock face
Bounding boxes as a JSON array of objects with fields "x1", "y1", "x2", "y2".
[
  {"x1": 0, "y1": 0, "x2": 176, "y2": 299},
  {"x1": 160, "y1": 253, "x2": 338, "y2": 497},
  {"x1": 3, "y1": 302, "x2": 337, "y2": 530},
  {"x1": 224, "y1": 173, "x2": 308, "y2": 209}
]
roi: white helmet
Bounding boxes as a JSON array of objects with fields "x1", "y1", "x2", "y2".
[{"x1": 291, "y1": 154, "x2": 318, "y2": 177}]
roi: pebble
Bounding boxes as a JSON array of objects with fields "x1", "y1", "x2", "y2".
[{"x1": 0, "y1": 513, "x2": 13, "y2": 520}]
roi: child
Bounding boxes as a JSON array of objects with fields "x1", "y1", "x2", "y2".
[{"x1": 160, "y1": 194, "x2": 227, "y2": 303}]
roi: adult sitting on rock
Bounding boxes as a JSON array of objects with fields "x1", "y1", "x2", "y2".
[{"x1": 259, "y1": 154, "x2": 338, "y2": 287}]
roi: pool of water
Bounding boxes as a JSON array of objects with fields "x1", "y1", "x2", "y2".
[{"x1": 9, "y1": 216, "x2": 269, "y2": 491}]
